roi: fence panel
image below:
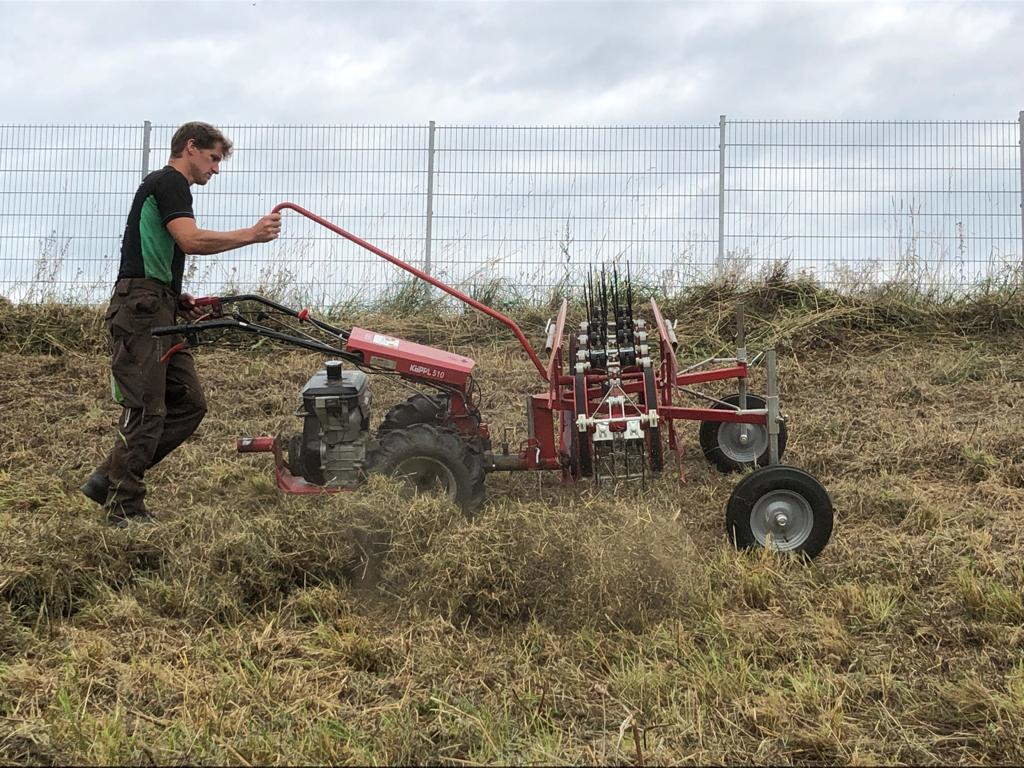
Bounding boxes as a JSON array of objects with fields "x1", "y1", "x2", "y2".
[
  {"x1": 149, "y1": 124, "x2": 431, "y2": 305},
  {"x1": 429, "y1": 125, "x2": 720, "y2": 298},
  {"x1": 0, "y1": 119, "x2": 1020, "y2": 304},
  {"x1": 0, "y1": 125, "x2": 146, "y2": 302},
  {"x1": 723, "y1": 120, "x2": 1022, "y2": 290}
]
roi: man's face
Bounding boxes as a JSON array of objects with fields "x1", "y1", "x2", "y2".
[{"x1": 186, "y1": 140, "x2": 224, "y2": 185}]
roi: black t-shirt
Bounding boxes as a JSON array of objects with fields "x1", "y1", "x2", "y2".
[{"x1": 117, "y1": 166, "x2": 195, "y2": 296}]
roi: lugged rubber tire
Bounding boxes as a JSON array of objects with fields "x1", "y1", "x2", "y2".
[
  {"x1": 726, "y1": 465, "x2": 833, "y2": 560},
  {"x1": 367, "y1": 423, "x2": 486, "y2": 515},
  {"x1": 699, "y1": 393, "x2": 788, "y2": 473},
  {"x1": 378, "y1": 393, "x2": 450, "y2": 435}
]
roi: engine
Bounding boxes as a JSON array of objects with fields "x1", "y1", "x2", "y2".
[{"x1": 287, "y1": 360, "x2": 371, "y2": 488}]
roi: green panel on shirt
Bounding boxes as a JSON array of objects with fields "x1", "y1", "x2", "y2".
[{"x1": 140, "y1": 194, "x2": 174, "y2": 284}]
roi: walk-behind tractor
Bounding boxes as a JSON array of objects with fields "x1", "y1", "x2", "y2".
[{"x1": 154, "y1": 203, "x2": 834, "y2": 559}]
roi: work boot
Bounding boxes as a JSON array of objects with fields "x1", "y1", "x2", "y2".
[
  {"x1": 80, "y1": 471, "x2": 111, "y2": 506},
  {"x1": 105, "y1": 502, "x2": 156, "y2": 529}
]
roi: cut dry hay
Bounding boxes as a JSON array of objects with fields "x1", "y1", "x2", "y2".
[{"x1": 2, "y1": 275, "x2": 1023, "y2": 764}]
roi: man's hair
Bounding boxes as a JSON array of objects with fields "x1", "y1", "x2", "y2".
[{"x1": 170, "y1": 122, "x2": 233, "y2": 159}]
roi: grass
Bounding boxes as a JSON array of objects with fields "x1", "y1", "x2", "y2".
[{"x1": 1, "y1": 275, "x2": 1023, "y2": 764}]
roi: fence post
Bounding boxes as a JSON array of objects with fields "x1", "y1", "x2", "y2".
[
  {"x1": 424, "y1": 120, "x2": 437, "y2": 275},
  {"x1": 141, "y1": 120, "x2": 152, "y2": 177},
  {"x1": 717, "y1": 114, "x2": 727, "y2": 276},
  {"x1": 1018, "y1": 110, "x2": 1023, "y2": 268}
]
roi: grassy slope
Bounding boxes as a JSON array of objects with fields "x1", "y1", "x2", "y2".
[{"x1": 1, "y1": 283, "x2": 1023, "y2": 765}]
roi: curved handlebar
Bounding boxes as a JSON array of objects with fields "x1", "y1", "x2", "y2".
[{"x1": 271, "y1": 202, "x2": 549, "y2": 382}]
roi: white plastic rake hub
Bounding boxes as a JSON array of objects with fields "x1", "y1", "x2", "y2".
[{"x1": 576, "y1": 395, "x2": 659, "y2": 441}]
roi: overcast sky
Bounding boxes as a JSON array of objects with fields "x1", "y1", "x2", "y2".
[{"x1": 2, "y1": 0, "x2": 1021, "y2": 125}]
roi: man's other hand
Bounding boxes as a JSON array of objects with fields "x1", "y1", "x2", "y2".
[
  {"x1": 177, "y1": 293, "x2": 204, "y2": 321},
  {"x1": 251, "y1": 212, "x2": 282, "y2": 243}
]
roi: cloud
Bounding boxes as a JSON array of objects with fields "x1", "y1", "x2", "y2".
[{"x1": 0, "y1": 0, "x2": 1020, "y2": 124}]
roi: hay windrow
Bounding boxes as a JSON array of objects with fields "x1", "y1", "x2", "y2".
[{"x1": 370, "y1": 489, "x2": 710, "y2": 631}]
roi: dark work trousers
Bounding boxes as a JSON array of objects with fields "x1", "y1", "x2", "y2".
[{"x1": 96, "y1": 278, "x2": 207, "y2": 513}]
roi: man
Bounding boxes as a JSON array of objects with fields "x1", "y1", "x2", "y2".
[{"x1": 81, "y1": 121, "x2": 281, "y2": 526}]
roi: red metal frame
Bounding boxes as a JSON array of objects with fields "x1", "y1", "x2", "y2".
[
  {"x1": 257, "y1": 204, "x2": 776, "y2": 480},
  {"x1": 273, "y1": 202, "x2": 550, "y2": 382},
  {"x1": 525, "y1": 295, "x2": 766, "y2": 472},
  {"x1": 237, "y1": 436, "x2": 350, "y2": 495}
]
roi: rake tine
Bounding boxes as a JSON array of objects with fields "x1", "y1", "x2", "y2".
[
  {"x1": 600, "y1": 266, "x2": 609, "y2": 350},
  {"x1": 622, "y1": 262, "x2": 630, "y2": 327},
  {"x1": 585, "y1": 266, "x2": 592, "y2": 328},
  {"x1": 612, "y1": 264, "x2": 620, "y2": 327}
]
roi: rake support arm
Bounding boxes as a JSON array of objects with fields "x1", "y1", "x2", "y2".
[{"x1": 271, "y1": 202, "x2": 549, "y2": 382}]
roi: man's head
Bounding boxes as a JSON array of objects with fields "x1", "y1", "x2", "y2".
[{"x1": 169, "y1": 122, "x2": 233, "y2": 185}]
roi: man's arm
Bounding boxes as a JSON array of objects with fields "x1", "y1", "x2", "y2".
[{"x1": 167, "y1": 212, "x2": 281, "y2": 256}]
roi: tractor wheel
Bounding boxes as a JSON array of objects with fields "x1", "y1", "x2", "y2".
[
  {"x1": 698, "y1": 394, "x2": 787, "y2": 473},
  {"x1": 378, "y1": 393, "x2": 449, "y2": 435},
  {"x1": 725, "y1": 465, "x2": 833, "y2": 559},
  {"x1": 367, "y1": 423, "x2": 486, "y2": 515}
]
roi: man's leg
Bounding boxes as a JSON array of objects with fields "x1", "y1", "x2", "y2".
[
  {"x1": 85, "y1": 302, "x2": 205, "y2": 508},
  {"x1": 95, "y1": 284, "x2": 173, "y2": 523},
  {"x1": 150, "y1": 348, "x2": 207, "y2": 466},
  {"x1": 104, "y1": 401, "x2": 166, "y2": 518},
  {"x1": 86, "y1": 353, "x2": 205, "y2": 501}
]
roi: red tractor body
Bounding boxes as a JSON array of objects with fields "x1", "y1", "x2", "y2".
[{"x1": 155, "y1": 203, "x2": 835, "y2": 558}]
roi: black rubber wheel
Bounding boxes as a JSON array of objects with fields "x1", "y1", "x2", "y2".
[
  {"x1": 367, "y1": 423, "x2": 486, "y2": 515},
  {"x1": 699, "y1": 393, "x2": 788, "y2": 473},
  {"x1": 286, "y1": 434, "x2": 304, "y2": 476},
  {"x1": 726, "y1": 465, "x2": 833, "y2": 559},
  {"x1": 643, "y1": 365, "x2": 663, "y2": 473},
  {"x1": 378, "y1": 393, "x2": 450, "y2": 435}
]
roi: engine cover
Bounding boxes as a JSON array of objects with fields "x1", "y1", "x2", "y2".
[
  {"x1": 344, "y1": 327, "x2": 476, "y2": 388},
  {"x1": 291, "y1": 361, "x2": 371, "y2": 488}
]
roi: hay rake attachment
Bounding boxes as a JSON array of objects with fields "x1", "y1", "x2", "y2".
[{"x1": 154, "y1": 203, "x2": 834, "y2": 559}]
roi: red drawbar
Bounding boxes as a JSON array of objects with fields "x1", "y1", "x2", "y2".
[
  {"x1": 236, "y1": 436, "x2": 349, "y2": 495},
  {"x1": 345, "y1": 327, "x2": 476, "y2": 389},
  {"x1": 237, "y1": 436, "x2": 277, "y2": 453}
]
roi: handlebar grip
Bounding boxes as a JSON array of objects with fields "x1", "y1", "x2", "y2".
[
  {"x1": 152, "y1": 324, "x2": 181, "y2": 337},
  {"x1": 193, "y1": 296, "x2": 220, "y2": 307}
]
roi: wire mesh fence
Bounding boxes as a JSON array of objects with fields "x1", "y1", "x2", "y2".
[
  {"x1": 723, "y1": 120, "x2": 1023, "y2": 290},
  {"x1": 430, "y1": 125, "x2": 720, "y2": 297},
  {"x1": 0, "y1": 118, "x2": 1020, "y2": 304}
]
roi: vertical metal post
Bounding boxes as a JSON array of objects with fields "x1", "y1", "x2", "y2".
[
  {"x1": 424, "y1": 120, "x2": 436, "y2": 275},
  {"x1": 141, "y1": 120, "x2": 152, "y2": 177},
  {"x1": 765, "y1": 349, "x2": 780, "y2": 466},
  {"x1": 736, "y1": 304, "x2": 747, "y2": 408},
  {"x1": 717, "y1": 114, "x2": 727, "y2": 276},
  {"x1": 1018, "y1": 110, "x2": 1023, "y2": 269},
  {"x1": 736, "y1": 303, "x2": 750, "y2": 447}
]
